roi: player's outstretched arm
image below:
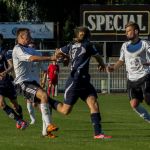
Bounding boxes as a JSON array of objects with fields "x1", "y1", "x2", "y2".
[
  {"x1": 29, "y1": 55, "x2": 56, "y2": 62},
  {"x1": 107, "y1": 60, "x2": 124, "y2": 72}
]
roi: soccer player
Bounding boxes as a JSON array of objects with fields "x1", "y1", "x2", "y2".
[
  {"x1": 47, "y1": 61, "x2": 59, "y2": 97},
  {"x1": 0, "y1": 33, "x2": 27, "y2": 129},
  {"x1": 26, "y1": 40, "x2": 47, "y2": 125},
  {"x1": 107, "y1": 21, "x2": 150, "y2": 123},
  {"x1": 12, "y1": 28, "x2": 58, "y2": 138},
  {"x1": 49, "y1": 26, "x2": 112, "y2": 139}
]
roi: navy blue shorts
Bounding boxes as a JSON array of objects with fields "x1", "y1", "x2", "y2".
[
  {"x1": 64, "y1": 77, "x2": 98, "y2": 105},
  {"x1": 0, "y1": 78, "x2": 17, "y2": 100}
]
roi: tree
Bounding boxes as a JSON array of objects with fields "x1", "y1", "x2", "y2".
[{"x1": 1, "y1": 0, "x2": 148, "y2": 41}]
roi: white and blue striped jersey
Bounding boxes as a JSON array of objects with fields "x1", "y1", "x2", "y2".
[{"x1": 119, "y1": 39, "x2": 150, "y2": 81}]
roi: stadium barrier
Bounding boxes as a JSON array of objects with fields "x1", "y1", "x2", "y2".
[{"x1": 55, "y1": 61, "x2": 127, "y2": 94}]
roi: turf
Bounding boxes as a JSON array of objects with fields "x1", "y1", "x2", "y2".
[{"x1": 0, "y1": 93, "x2": 150, "y2": 150}]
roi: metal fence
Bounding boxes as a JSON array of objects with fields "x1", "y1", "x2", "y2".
[
  {"x1": 55, "y1": 61, "x2": 127, "y2": 93},
  {"x1": 10, "y1": 49, "x2": 127, "y2": 93},
  {"x1": 36, "y1": 50, "x2": 127, "y2": 93}
]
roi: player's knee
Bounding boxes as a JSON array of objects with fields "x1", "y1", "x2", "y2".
[
  {"x1": 60, "y1": 107, "x2": 71, "y2": 115},
  {"x1": 90, "y1": 101, "x2": 99, "y2": 111},
  {"x1": 130, "y1": 99, "x2": 139, "y2": 108},
  {"x1": 0, "y1": 102, "x2": 5, "y2": 109},
  {"x1": 61, "y1": 109, "x2": 70, "y2": 115},
  {"x1": 39, "y1": 92, "x2": 48, "y2": 103},
  {"x1": 58, "y1": 103, "x2": 72, "y2": 115}
]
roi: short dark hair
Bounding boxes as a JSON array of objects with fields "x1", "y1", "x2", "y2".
[
  {"x1": 125, "y1": 21, "x2": 140, "y2": 32},
  {"x1": 0, "y1": 33, "x2": 4, "y2": 40},
  {"x1": 74, "y1": 26, "x2": 91, "y2": 39}
]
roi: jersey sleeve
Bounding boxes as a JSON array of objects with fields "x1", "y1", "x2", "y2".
[
  {"x1": 14, "y1": 46, "x2": 32, "y2": 61},
  {"x1": 119, "y1": 44, "x2": 125, "y2": 61},
  {"x1": 83, "y1": 41, "x2": 100, "y2": 56},
  {"x1": 60, "y1": 43, "x2": 71, "y2": 55},
  {"x1": 5, "y1": 50, "x2": 12, "y2": 60},
  {"x1": 146, "y1": 40, "x2": 150, "y2": 53},
  {"x1": 90, "y1": 44, "x2": 100, "y2": 56}
]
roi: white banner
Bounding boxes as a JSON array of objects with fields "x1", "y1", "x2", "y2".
[{"x1": 0, "y1": 22, "x2": 54, "y2": 39}]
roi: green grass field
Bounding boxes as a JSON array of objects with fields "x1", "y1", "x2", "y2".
[{"x1": 0, "y1": 93, "x2": 150, "y2": 150}]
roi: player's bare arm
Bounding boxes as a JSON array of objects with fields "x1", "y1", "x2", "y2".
[
  {"x1": 29, "y1": 55, "x2": 56, "y2": 62},
  {"x1": 107, "y1": 60, "x2": 124, "y2": 72},
  {"x1": 93, "y1": 55, "x2": 106, "y2": 72}
]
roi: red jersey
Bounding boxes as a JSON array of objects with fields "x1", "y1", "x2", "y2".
[{"x1": 47, "y1": 64, "x2": 59, "y2": 80}]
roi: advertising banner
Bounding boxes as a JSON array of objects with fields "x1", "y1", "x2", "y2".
[
  {"x1": 80, "y1": 5, "x2": 150, "y2": 41},
  {"x1": 0, "y1": 22, "x2": 54, "y2": 39}
]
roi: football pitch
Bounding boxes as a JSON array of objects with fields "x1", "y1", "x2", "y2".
[{"x1": 0, "y1": 93, "x2": 150, "y2": 150}]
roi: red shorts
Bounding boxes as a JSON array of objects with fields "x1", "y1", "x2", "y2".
[{"x1": 48, "y1": 77, "x2": 58, "y2": 85}]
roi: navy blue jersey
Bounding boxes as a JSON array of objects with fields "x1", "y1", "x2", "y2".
[
  {"x1": 0, "y1": 47, "x2": 15, "y2": 95},
  {"x1": 60, "y1": 40, "x2": 99, "y2": 80},
  {"x1": 60, "y1": 40, "x2": 99, "y2": 105},
  {"x1": 0, "y1": 47, "x2": 11, "y2": 73}
]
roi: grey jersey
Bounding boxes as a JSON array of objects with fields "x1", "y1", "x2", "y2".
[
  {"x1": 119, "y1": 39, "x2": 150, "y2": 81},
  {"x1": 12, "y1": 44, "x2": 43, "y2": 84}
]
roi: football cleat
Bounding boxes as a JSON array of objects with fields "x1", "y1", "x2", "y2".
[
  {"x1": 20, "y1": 120, "x2": 28, "y2": 130},
  {"x1": 43, "y1": 133, "x2": 57, "y2": 138},
  {"x1": 94, "y1": 134, "x2": 112, "y2": 139},
  {"x1": 47, "y1": 124, "x2": 58, "y2": 133},
  {"x1": 16, "y1": 120, "x2": 28, "y2": 130},
  {"x1": 16, "y1": 121, "x2": 21, "y2": 129}
]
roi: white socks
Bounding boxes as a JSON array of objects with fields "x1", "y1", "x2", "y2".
[
  {"x1": 40, "y1": 103, "x2": 51, "y2": 127},
  {"x1": 27, "y1": 102, "x2": 35, "y2": 124},
  {"x1": 42, "y1": 117, "x2": 47, "y2": 136}
]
